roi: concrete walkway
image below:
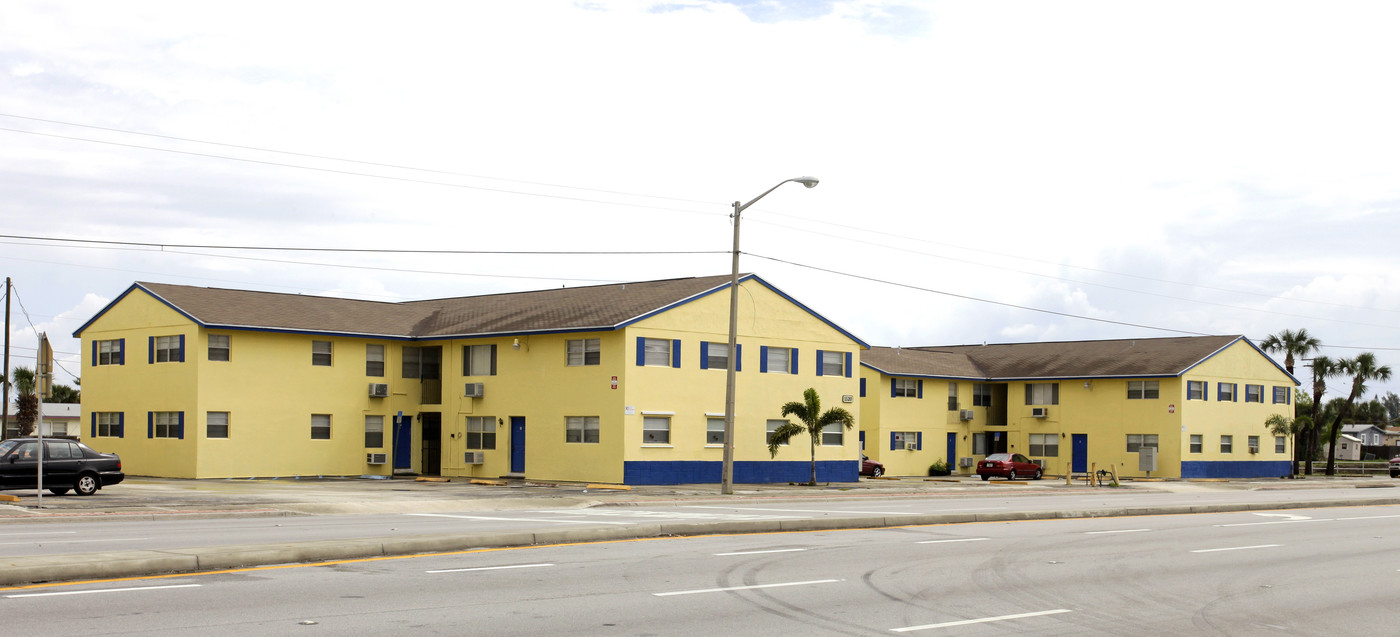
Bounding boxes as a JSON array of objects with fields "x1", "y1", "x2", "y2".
[{"x1": 1, "y1": 474, "x2": 1395, "y2": 586}]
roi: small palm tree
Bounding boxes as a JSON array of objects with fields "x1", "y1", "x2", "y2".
[
  {"x1": 1325, "y1": 353, "x2": 1392, "y2": 475},
  {"x1": 769, "y1": 388, "x2": 855, "y2": 486},
  {"x1": 1265, "y1": 413, "x2": 1309, "y2": 478},
  {"x1": 9, "y1": 366, "x2": 38, "y2": 436}
]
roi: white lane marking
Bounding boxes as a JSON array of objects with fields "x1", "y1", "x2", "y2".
[
  {"x1": 1085, "y1": 529, "x2": 1151, "y2": 535},
  {"x1": 1190, "y1": 544, "x2": 1282, "y2": 553},
  {"x1": 653, "y1": 579, "x2": 843, "y2": 597},
  {"x1": 5, "y1": 584, "x2": 201, "y2": 599},
  {"x1": 683, "y1": 505, "x2": 918, "y2": 516},
  {"x1": 1215, "y1": 520, "x2": 1327, "y2": 528},
  {"x1": 916, "y1": 538, "x2": 989, "y2": 544},
  {"x1": 714, "y1": 548, "x2": 806, "y2": 556},
  {"x1": 0, "y1": 531, "x2": 77, "y2": 537},
  {"x1": 892, "y1": 609, "x2": 1072, "y2": 632},
  {"x1": 405, "y1": 513, "x2": 635, "y2": 526},
  {"x1": 535, "y1": 508, "x2": 796, "y2": 521},
  {"x1": 426, "y1": 563, "x2": 553, "y2": 574},
  {"x1": 0, "y1": 538, "x2": 148, "y2": 546},
  {"x1": 1335, "y1": 514, "x2": 1400, "y2": 521},
  {"x1": 1253, "y1": 513, "x2": 1313, "y2": 521}
]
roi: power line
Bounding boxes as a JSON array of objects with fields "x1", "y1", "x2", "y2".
[{"x1": 0, "y1": 234, "x2": 724, "y2": 256}]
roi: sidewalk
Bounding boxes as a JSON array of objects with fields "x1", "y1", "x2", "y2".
[{"x1": 1, "y1": 474, "x2": 1395, "y2": 587}]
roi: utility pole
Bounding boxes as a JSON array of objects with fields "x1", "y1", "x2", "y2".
[{"x1": 2, "y1": 276, "x2": 10, "y2": 441}]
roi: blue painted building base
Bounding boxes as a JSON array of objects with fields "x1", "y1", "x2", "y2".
[
  {"x1": 623, "y1": 460, "x2": 859, "y2": 485},
  {"x1": 1180, "y1": 460, "x2": 1292, "y2": 479}
]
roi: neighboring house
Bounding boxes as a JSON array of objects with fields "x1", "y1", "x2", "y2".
[
  {"x1": 1385, "y1": 428, "x2": 1400, "y2": 447},
  {"x1": 2, "y1": 403, "x2": 81, "y2": 440},
  {"x1": 1339, "y1": 424, "x2": 1387, "y2": 447},
  {"x1": 1325, "y1": 434, "x2": 1364, "y2": 461},
  {"x1": 859, "y1": 336, "x2": 1298, "y2": 479},
  {"x1": 73, "y1": 275, "x2": 866, "y2": 484}
]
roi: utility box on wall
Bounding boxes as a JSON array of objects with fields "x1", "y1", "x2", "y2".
[{"x1": 1139, "y1": 446, "x2": 1158, "y2": 473}]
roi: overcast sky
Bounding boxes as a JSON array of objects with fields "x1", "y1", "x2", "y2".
[{"x1": 2, "y1": 0, "x2": 1397, "y2": 404}]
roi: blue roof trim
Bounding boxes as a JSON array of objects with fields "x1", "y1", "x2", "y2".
[
  {"x1": 72, "y1": 283, "x2": 195, "y2": 337},
  {"x1": 614, "y1": 274, "x2": 868, "y2": 349}
]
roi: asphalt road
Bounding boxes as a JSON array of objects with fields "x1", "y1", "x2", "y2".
[{"x1": 3, "y1": 505, "x2": 1395, "y2": 635}]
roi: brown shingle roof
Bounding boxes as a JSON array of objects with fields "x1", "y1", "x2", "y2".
[
  {"x1": 865, "y1": 335, "x2": 1273, "y2": 380},
  {"x1": 127, "y1": 275, "x2": 738, "y2": 338}
]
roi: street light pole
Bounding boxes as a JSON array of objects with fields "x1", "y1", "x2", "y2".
[{"x1": 721, "y1": 177, "x2": 819, "y2": 495}]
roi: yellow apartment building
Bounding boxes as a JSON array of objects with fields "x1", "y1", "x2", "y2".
[
  {"x1": 860, "y1": 336, "x2": 1299, "y2": 479},
  {"x1": 72, "y1": 274, "x2": 868, "y2": 484}
]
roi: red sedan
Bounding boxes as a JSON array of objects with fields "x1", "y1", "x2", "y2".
[{"x1": 977, "y1": 453, "x2": 1042, "y2": 480}]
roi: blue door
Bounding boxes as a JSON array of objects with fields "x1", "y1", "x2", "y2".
[
  {"x1": 1072, "y1": 434, "x2": 1088, "y2": 473},
  {"x1": 393, "y1": 415, "x2": 413, "y2": 469},
  {"x1": 510, "y1": 417, "x2": 526, "y2": 473},
  {"x1": 946, "y1": 432, "x2": 957, "y2": 467}
]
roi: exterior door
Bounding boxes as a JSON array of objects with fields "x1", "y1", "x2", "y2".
[
  {"x1": 946, "y1": 432, "x2": 957, "y2": 466},
  {"x1": 1072, "y1": 434, "x2": 1088, "y2": 473},
  {"x1": 510, "y1": 417, "x2": 526, "y2": 473},
  {"x1": 393, "y1": 415, "x2": 412, "y2": 469},
  {"x1": 421, "y1": 413, "x2": 441, "y2": 475}
]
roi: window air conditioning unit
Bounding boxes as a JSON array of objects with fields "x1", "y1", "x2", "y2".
[
  {"x1": 464, "y1": 452, "x2": 485, "y2": 464},
  {"x1": 366, "y1": 453, "x2": 388, "y2": 464},
  {"x1": 959, "y1": 409, "x2": 975, "y2": 421},
  {"x1": 1031, "y1": 407, "x2": 1049, "y2": 418},
  {"x1": 904, "y1": 442, "x2": 918, "y2": 451},
  {"x1": 464, "y1": 382, "x2": 485, "y2": 398},
  {"x1": 1033, "y1": 459, "x2": 1047, "y2": 469},
  {"x1": 958, "y1": 457, "x2": 975, "y2": 468},
  {"x1": 368, "y1": 383, "x2": 389, "y2": 398},
  {"x1": 1248, "y1": 445, "x2": 1259, "y2": 454}
]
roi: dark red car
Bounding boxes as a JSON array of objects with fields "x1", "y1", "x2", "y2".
[
  {"x1": 1390, "y1": 456, "x2": 1400, "y2": 478},
  {"x1": 977, "y1": 453, "x2": 1042, "y2": 480},
  {"x1": 861, "y1": 454, "x2": 885, "y2": 478}
]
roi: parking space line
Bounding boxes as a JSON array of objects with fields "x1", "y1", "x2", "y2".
[
  {"x1": 0, "y1": 531, "x2": 77, "y2": 537},
  {"x1": 653, "y1": 579, "x2": 843, "y2": 597},
  {"x1": 892, "y1": 608, "x2": 1071, "y2": 632}
]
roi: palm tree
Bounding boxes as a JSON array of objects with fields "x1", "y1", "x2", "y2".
[
  {"x1": 10, "y1": 366, "x2": 38, "y2": 436},
  {"x1": 48, "y1": 384, "x2": 80, "y2": 404},
  {"x1": 1260, "y1": 329, "x2": 1321, "y2": 377},
  {"x1": 1265, "y1": 413, "x2": 1309, "y2": 478},
  {"x1": 768, "y1": 387, "x2": 855, "y2": 486},
  {"x1": 1305, "y1": 355, "x2": 1341, "y2": 475},
  {"x1": 1325, "y1": 353, "x2": 1393, "y2": 475}
]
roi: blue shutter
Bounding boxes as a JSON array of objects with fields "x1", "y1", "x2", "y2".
[
  {"x1": 760, "y1": 346, "x2": 769, "y2": 373},
  {"x1": 117, "y1": 413, "x2": 124, "y2": 438},
  {"x1": 917, "y1": 380, "x2": 924, "y2": 399},
  {"x1": 891, "y1": 378, "x2": 897, "y2": 398},
  {"x1": 860, "y1": 377, "x2": 866, "y2": 397},
  {"x1": 149, "y1": 336, "x2": 155, "y2": 364},
  {"x1": 845, "y1": 352, "x2": 853, "y2": 378},
  {"x1": 790, "y1": 349, "x2": 799, "y2": 374},
  {"x1": 91, "y1": 412, "x2": 97, "y2": 438},
  {"x1": 177, "y1": 334, "x2": 185, "y2": 362},
  {"x1": 636, "y1": 337, "x2": 646, "y2": 366},
  {"x1": 91, "y1": 340, "x2": 98, "y2": 367},
  {"x1": 118, "y1": 339, "x2": 125, "y2": 365},
  {"x1": 816, "y1": 350, "x2": 825, "y2": 376},
  {"x1": 148, "y1": 412, "x2": 154, "y2": 439},
  {"x1": 1233, "y1": 384, "x2": 1239, "y2": 402},
  {"x1": 736, "y1": 344, "x2": 742, "y2": 372},
  {"x1": 890, "y1": 432, "x2": 897, "y2": 451},
  {"x1": 1287, "y1": 390, "x2": 1291, "y2": 405},
  {"x1": 177, "y1": 412, "x2": 185, "y2": 439},
  {"x1": 917, "y1": 432, "x2": 923, "y2": 450},
  {"x1": 672, "y1": 339, "x2": 681, "y2": 368},
  {"x1": 700, "y1": 342, "x2": 709, "y2": 370},
  {"x1": 1217, "y1": 383, "x2": 1223, "y2": 401}
]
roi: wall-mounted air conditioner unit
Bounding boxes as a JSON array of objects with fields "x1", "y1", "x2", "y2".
[
  {"x1": 368, "y1": 383, "x2": 389, "y2": 398},
  {"x1": 464, "y1": 452, "x2": 485, "y2": 464},
  {"x1": 958, "y1": 457, "x2": 975, "y2": 468},
  {"x1": 904, "y1": 442, "x2": 918, "y2": 451},
  {"x1": 1248, "y1": 445, "x2": 1259, "y2": 454},
  {"x1": 1032, "y1": 459, "x2": 1047, "y2": 469},
  {"x1": 366, "y1": 453, "x2": 388, "y2": 464},
  {"x1": 959, "y1": 409, "x2": 975, "y2": 421},
  {"x1": 1031, "y1": 407, "x2": 1049, "y2": 418},
  {"x1": 464, "y1": 383, "x2": 485, "y2": 398}
]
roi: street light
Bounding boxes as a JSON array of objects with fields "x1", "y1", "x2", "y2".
[{"x1": 722, "y1": 176, "x2": 819, "y2": 495}]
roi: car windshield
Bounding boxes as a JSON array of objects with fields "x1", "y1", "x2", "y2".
[
  {"x1": 0, "y1": 439, "x2": 16, "y2": 455},
  {"x1": 986, "y1": 454, "x2": 1011, "y2": 461}
]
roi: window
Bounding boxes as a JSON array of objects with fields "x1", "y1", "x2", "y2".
[
  {"x1": 311, "y1": 414, "x2": 331, "y2": 440},
  {"x1": 1127, "y1": 380, "x2": 1159, "y2": 400},
  {"x1": 1029, "y1": 433, "x2": 1059, "y2": 457},
  {"x1": 1125, "y1": 434, "x2": 1159, "y2": 453},
  {"x1": 568, "y1": 339, "x2": 600, "y2": 366},
  {"x1": 1187, "y1": 380, "x2": 1206, "y2": 400},
  {"x1": 151, "y1": 411, "x2": 181, "y2": 439},
  {"x1": 643, "y1": 416, "x2": 671, "y2": 444},
  {"x1": 466, "y1": 416, "x2": 496, "y2": 450},
  {"x1": 819, "y1": 350, "x2": 845, "y2": 376},
  {"x1": 312, "y1": 341, "x2": 332, "y2": 366},
  {"x1": 642, "y1": 338, "x2": 672, "y2": 367},
  {"x1": 362, "y1": 416, "x2": 385, "y2": 448},
  {"x1": 706, "y1": 417, "x2": 725, "y2": 445},
  {"x1": 1248, "y1": 435, "x2": 1260, "y2": 452},
  {"x1": 464, "y1": 344, "x2": 497, "y2": 376},
  {"x1": 207, "y1": 412, "x2": 229, "y2": 439},
  {"x1": 95, "y1": 412, "x2": 122, "y2": 437},
  {"x1": 972, "y1": 432, "x2": 989, "y2": 455},
  {"x1": 209, "y1": 335, "x2": 230, "y2": 362},
  {"x1": 766, "y1": 420, "x2": 791, "y2": 446},
  {"x1": 892, "y1": 431, "x2": 918, "y2": 450},
  {"x1": 1190, "y1": 434, "x2": 1202, "y2": 453},
  {"x1": 153, "y1": 335, "x2": 183, "y2": 363},
  {"x1": 96, "y1": 339, "x2": 124, "y2": 366},
  {"x1": 1272, "y1": 386, "x2": 1290, "y2": 404},
  {"x1": 402, "y1": 346, "x2": 440, "y2": 379},
  {"x1": 566, "y1": 416, "x2": 600, "y2": 443},
  {"x1": 1218, "y1": 383, "x2": 1236, "y2": 402},
  {"x1": 821, "y1": 422, "x2": 844, "y2": 446},
  {"x1": 893, "y1": 378, "x2": 920, "y2": 398},
  {"x1": 1025, "y1": 383, "x2": 1059, "y2": 406},
  {"x1": 973, "y1": 384, "x2": 993, "y2": 407},
  {"x1": 702, "y1": 342, "x2": 730, "y2": 370},
  {"x1": 763, "y1": 346, "x2": 791, "y2": 374},
  {"x1": 366, "y1": 344, "x2": 385, "y2": 377},
  {"x1": 1275, "y1": 436, "x2": 1286, "y2": 453},
  {"x1": 1245, "y1": 384, "x2": 1263, "y2": 403},
  {"x1": 1220, "y1": 435, "x2": 1233, "y2": 453},
  {"x1": 948, "y1": 383, "x2": 959, "y2": 411}
]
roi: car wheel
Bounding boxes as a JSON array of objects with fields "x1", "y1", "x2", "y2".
[
  {"x1": 48, "y1": 487, "x2": 70, "y2": 496},
  {"x1": 980, "y1": 474, "x2": 990, "y2": 481},
  {"x1": 1033, "y1": 468, "x2": 1043, "y2": 480},
  {"x1": 74, "y1": 474, "x2": 99, "y2": 496},
  {"x1": 871, "y1": 467, "x2": 884, "y2": 478}
]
